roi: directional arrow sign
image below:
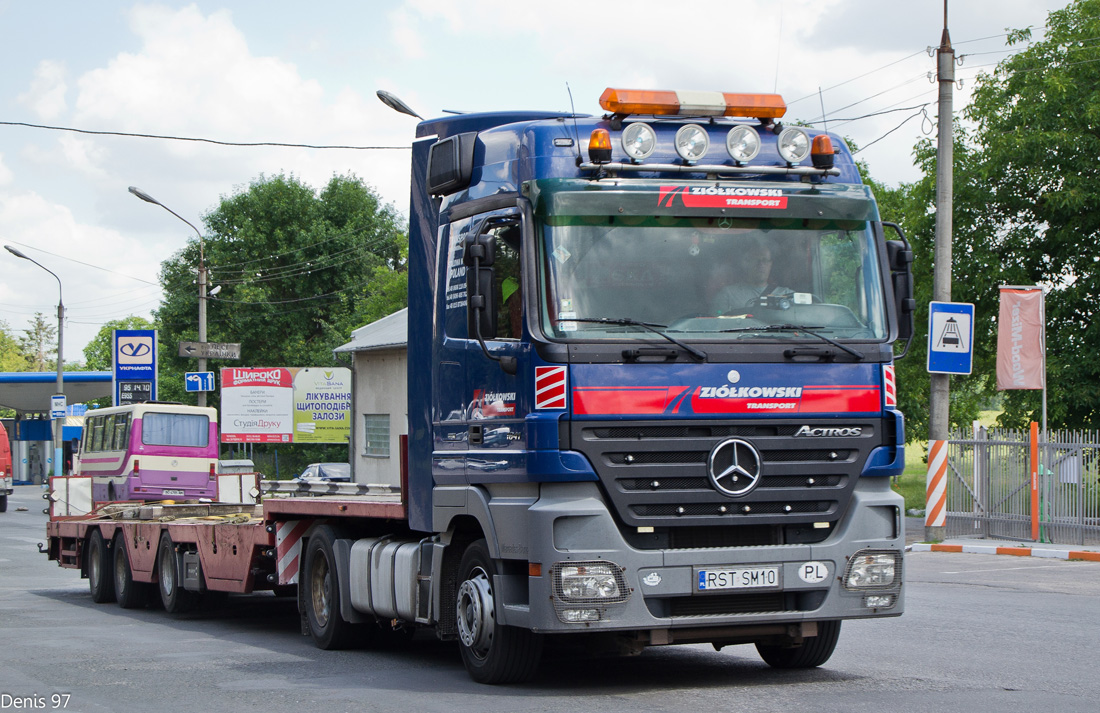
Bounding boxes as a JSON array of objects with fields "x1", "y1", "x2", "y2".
[{"x1": 178, "y1": 341, "x2": 241, "y2": 360}]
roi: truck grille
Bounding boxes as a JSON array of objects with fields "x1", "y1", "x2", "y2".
[{"x1": 571, "y1": 419, "x2": 880, "y2": 537}]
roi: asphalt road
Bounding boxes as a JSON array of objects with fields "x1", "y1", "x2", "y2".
[{"x1": 3, "y1": 485, "x2": 1099, "y2": 713}]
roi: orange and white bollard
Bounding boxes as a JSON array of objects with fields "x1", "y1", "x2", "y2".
[{"x1": 926, "y1": 439, "x2": 948, "y2": 539}]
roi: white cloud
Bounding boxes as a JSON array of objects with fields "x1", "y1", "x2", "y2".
[
  {"x1": 17, "y1": 60, "x2": 68, "y2": 120},
  {"x1": 0, "y1": 154, "x2": 13, "y2": 187}
]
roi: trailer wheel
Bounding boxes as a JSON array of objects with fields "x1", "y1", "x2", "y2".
[
  {"x1": 755, "y1": 620, "x2": 842, "y2": 669},
  {"x1": 303, "y1": 525, "x2": 359, "y2": 650},
  {"x1": 455, "y1": 539, "x2": 543, "y2": 684},
  {"x1": 87, "y1": 529, "x2": 116, "y2": 604},
  {"x1": 157, "y1": 533, "x2": 198, "y2": 613},
  {"x1": 112, "y1": 533, "x2": 150, "y2": 609}
]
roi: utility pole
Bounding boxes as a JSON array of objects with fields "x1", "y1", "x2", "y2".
[{"x1": 927, "y1": 1, "x2": 954, "y2": 542}]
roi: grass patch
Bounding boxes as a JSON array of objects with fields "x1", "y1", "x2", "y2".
[{"x1": 892, "y1": 440, "x2": 927, "y2": 513}]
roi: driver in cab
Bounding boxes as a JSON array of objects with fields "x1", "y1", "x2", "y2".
[{"x1": 710, "y1": 238, "x2": 793, "y2": 316}]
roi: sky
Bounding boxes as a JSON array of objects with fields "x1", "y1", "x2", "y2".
[{"x1": 0, "y1": 0, "x2": 1070, "y2": 364}]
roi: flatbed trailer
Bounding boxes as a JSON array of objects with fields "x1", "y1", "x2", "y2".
[{"x1": 44, "y1": 477, "x2": 405, "y2": 612}]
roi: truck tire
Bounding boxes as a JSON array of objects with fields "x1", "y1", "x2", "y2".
[
  {"x1": 0, "y1": 494, "x2": 7, "y2": 512},
  {"x1": 302, "y1": 525, "x2": 360, "y2": 650},
  {"x1": 455, "y1": 539, "x2": 543, "y2": 684},
  {"x1": 87, "y1": 529, "x2": 116, "y2": 604},
  {"x1": 113, "y1": 533, "x2": 150, "y2": 609},
  {"x1": 756, "y1": 620, "x2": 842, "y2": 669},
  {"x1": 157, "y1": 533, "x2": 198, "y2": 614}
]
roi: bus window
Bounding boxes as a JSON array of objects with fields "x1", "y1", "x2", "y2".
[
  {"x1": 111, "y1": 414, "x2": 130, "y2": 451},
  {"x1": 142, "y1": 412, "x2": 209, "y2": 448},
  {"x1": 90, "y1": 417, "x2": 105, "y2": 452}
]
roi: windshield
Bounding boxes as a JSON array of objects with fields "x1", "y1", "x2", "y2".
[{"x1": 537, "y1": 215, "x2": 888, "y2": 342}]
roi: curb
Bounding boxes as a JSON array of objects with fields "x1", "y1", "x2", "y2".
[{"x1": 907, "y1": 543, "x2": 1100, "y2": 561}]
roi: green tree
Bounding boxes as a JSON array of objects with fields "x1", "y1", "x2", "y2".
[
  {"x1": 0, "y1": 319, "x2": 29, "y2": 371},
  {"x1": 19, "y1": 313, "x2": 56, "y2": 371},
  {"x1": 960, "y1": 0, "x2": 1100, "y2": 429},
  {"x1": 155, "y1": 172, "x2": 407, "y2": 406}
]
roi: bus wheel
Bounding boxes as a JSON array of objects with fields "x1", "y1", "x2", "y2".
[
  {"x1": 756, "y1": 620, "x2": 842, "y2": 669},
  {"x1": 157, "y1": 533, "x2": 198, "y2": 613},
  {"x1": 113, "y1": 533, "x2": 150, "y2": 609},
  {"x1": 87, "y1": 529, "x2": 116, "y2": 603},
  {"x1": 302, "y1": 525, "x2": 360, "y2": 650},
  {"x1": 455, "y1": 539, "x2": 543, "y2": 684}
]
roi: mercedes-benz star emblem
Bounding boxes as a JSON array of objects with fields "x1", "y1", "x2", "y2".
[{"x1": 707, "y1": 438, "x2": 763, "y2": 497}]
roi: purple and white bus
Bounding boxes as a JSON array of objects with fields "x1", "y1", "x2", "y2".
[{"x1": 76, "y1": 403, "x2": 219, "y2": 502}]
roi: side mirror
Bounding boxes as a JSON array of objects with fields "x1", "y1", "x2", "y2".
[
  {"x1": 463, "y1": 227, "x2": 517, "y2": 375},
  {"x1": 883, "y1": 222, "x2": 915, "y2": 358}
]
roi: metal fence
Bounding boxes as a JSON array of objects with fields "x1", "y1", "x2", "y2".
[{"x1": 945, "y1": 428, "x2": 1100, "y2": 546}]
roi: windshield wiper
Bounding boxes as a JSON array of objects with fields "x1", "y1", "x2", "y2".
[
  {"x1": 571, "y1": 317, "x2": 708, "y2": 362},
  {"x1": 720, "y1": 323, "x2": 865, "y2": 360}
]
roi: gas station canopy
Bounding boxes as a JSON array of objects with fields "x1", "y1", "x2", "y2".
[{"x1": 0, "y1": 371, "x2": 113, "y2": 413}]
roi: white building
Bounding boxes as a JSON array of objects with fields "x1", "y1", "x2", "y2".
[{"x1": 333, "y1": 308, "x2": 408, "y2": 489}]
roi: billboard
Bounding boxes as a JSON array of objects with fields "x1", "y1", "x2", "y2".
[{"x1": 220, "y1": 367, "x2": 351, "y2": 443}]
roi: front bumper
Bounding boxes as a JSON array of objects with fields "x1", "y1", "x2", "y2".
[{"x1": 508, "y1": 477, "x2": 903, "y2": 635}]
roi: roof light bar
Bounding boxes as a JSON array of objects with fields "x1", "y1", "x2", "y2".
[{"x1": 600, "y1": 88, "x2": 787, "y2": 119}]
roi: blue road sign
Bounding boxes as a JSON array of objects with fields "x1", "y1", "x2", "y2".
[
  {"x1": 927, "y1": 301, "x2": 975, "y2": 375},
  {"x1": 185, "y1": 371, "x2": 216, "y2": 392}
]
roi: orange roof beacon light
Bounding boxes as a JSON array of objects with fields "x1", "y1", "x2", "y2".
[
  {"x1": 588, "y1": 128, "x2": 613, "y2": 163},
  {"x1": 811, "y1": 134, "x2": 836, "y2": 170},
  {"x1": 600, "y1": 88, "x2": 787, "y2": 120}
]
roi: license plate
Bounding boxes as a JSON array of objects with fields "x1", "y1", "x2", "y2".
[
  {"x1": 697, "y1": 566, "x2": 780, "y2": 591},
  {"x1": 163, "y1": 489, "x2": 185, "y2": 497}
]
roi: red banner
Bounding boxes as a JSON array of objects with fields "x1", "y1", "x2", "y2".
[{"x1": 996, "y1": 288, "x2": 1045, "y2": 390}]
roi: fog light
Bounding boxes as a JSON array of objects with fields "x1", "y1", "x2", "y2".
[
  {"x1": 864, "y1": 594, "x2": 895, "y2": 608},
  {"x1": 777, "y1": 126, "x2": 811, "y2": 164},
  {"x1": 675, "y1": 124, "x2": 710, "y2": 162},
  {"x1": 726, "y1": 125, "x2": 761, "y2": 162},
  {"x1": 560, "y1": 609, "x2": 601, "y2": 623},
  {"x1": 843, "y1": 551, "x2": 899, "y2": 589},
  {"x1": 621, "y1": 122, "x2": 656, "y2": 161}
]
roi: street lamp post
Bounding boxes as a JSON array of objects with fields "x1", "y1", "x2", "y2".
[
  {"x1": 128, "y1": 187, "x2": 209, "y2": 407},
  {"x1": 4, "y1": 245, "x2": 64, "y2": 480}
]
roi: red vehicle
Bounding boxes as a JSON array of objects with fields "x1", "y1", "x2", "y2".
[{"x1": 1, "y1": 422, "x2": 12, "y2": 512}]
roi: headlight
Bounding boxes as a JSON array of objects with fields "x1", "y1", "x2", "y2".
[
  {"x1": 621, "y1": 122, "x2": 656, "y2": 161},
  {"x1": 777, "y1": 126, "x2": 811, "y2": 164},
  {"x1": 675, "y1": 124, "x2": 710, "y2": 162},
  {"x1": 726, "y1": 125, "x2": 761, "y2": 162},
  {"x1": 843, "y1": 551, "x2": 899, "y2": 589},
  {"x1": 558, "y1": 563, "x2": 622, "y2": 600}
]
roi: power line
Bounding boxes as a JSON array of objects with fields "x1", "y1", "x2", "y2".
[
  {"x1": 3, "y1": 240, "x2": 160, "y2": 285},
  {"x1": 0, "y1": 120, "x2": 411, "y2": 151}
]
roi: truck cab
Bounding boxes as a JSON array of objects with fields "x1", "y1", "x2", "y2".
[{"x1": 399, "y1": 88, "x2": 914, "y2": 681}]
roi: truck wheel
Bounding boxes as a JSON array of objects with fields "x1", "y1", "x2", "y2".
[
  {"x1": 113, "y1": 533, "x2": 150, "y2": 609},
  {"x1": 0, "y1": 494, "x2": 7, "y2": 512},
  {"x1": 303, "y1": 525, "x2": 359, "y2": 650},
  {"x1": 455, "y1": 539, "x2": 543, "y2": 684},
  {"x1": 87, "y1": 529, "x2": 116, "y2": 604},
  {"x1": 756, "y1": 620, "x2": 842, "y2": 669},
  {"x1": 157, "y1": 533, "x2": 198, "y2": 613}
]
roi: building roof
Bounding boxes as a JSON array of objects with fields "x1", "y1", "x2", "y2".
[{"x1": 334, "y1": 308, "x2": 408, "y2": 354}]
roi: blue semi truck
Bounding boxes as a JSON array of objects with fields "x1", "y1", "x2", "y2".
[{"x1": 46, "y1": 87, "x2": 914, "y2": 685}]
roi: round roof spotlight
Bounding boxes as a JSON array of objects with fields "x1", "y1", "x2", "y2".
[
  {"x1": 621, "y1": 122, "x2": 657, "y2": 162},
  {"x1": 777, "y1": 126, "x2": 811, "y2": 164},
  {"x1": 726, "y1": 125, "x2": 761, "y2": 163},
  {"x1": 675, "y1": 124, "x2": 710, "y2": 163}
]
